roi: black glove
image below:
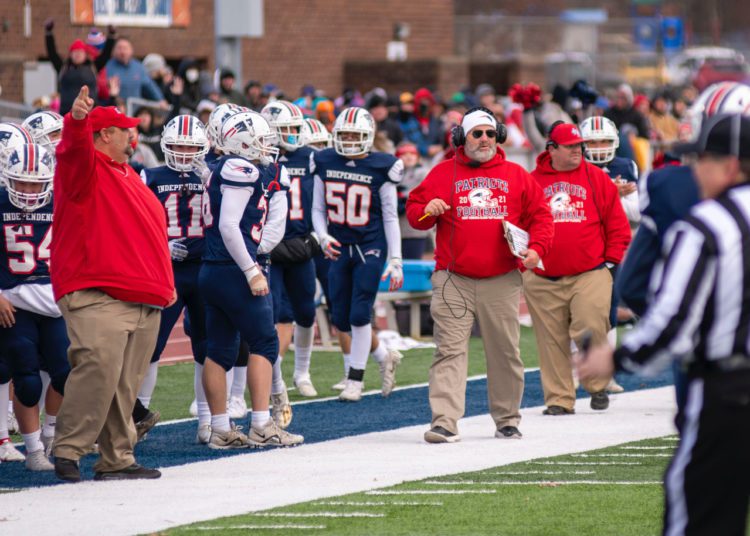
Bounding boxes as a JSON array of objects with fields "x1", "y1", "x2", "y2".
[
  {"x1": 44, "y1": 18, "x2": 54, "y2": 32},
  {"x1": 107, "y1": 24, "x2": 116, "y2": 36},
  {"x1": 270, "y1": 235, "x2": 322, "y2": 265}
]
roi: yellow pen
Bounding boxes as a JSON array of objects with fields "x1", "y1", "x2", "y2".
[{"x1": 418, "y1": 212, "x2": 432, "y2": 222}]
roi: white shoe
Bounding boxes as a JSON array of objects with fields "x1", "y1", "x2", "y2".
[
  {"x1": 8, "y1": 412, "x2": 18, "y2": 434},
  {"x1": 271, "y1": 388, "x2": 293, "y2": 429},
  {"x1": 607, "y1": 378, "x2": 625, "y2": 393},
  {"x1": 332, "y1": 375, "x2": 347, "y2": 391},
  {"x1": 338, "y1": 379, "x2": 364, "y2": 402},
  {"x1": 379, "y1": 348, "x2": 403, "y2": 397},
  {"x1": 0, "y1": 440, "x2": 25, "y2": 462},
  {"x1": 208, "y1": 425, "x2": 249, "y2": 450},
  {"x1": 196, "y1": 424, "x2": 211, "y2": 445},
  {"x1": 294, "y1": 375, "x2": 318, "y2": 397},
  {"x1": 41, "y1": 433, "x2": 55, "y2": 457},
  {"x1": 189, "y1": 399, "x2": 198, "y2": 417},
  {"x1": 227, "y1": 395, "x2": 248, "y2": 419},
  {"x1": 247, "y1": 419, "x2": 304, "y2": 448},
  {"x1": 25, "y1": 449, "x2": 53, "y2": 471}
]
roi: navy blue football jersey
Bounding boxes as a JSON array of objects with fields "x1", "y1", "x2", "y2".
[
  {"x1": 279, "y1": 146, "x2": 315, "y2": 239},
  {"x1": 0, "y1": 190, "x2": 53, "y2": 290},
  {"x1": 313, "y1": 148, "x2": 403, "y2": 244},
  {"x1": 203, "y1": 156, "x2": 285, "y2": 263},
  {"x1": 601, "y1": 156, "x2": 638, "y2": 183},
  {"x1": 205, "y1": 150, "x2": 222, "y2": 171},
  {"x1": 142, "y1": 165, "x2": 205, "y2": 261}
]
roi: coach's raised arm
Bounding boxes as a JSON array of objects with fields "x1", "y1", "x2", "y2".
[
  {"x1": 406, "y1": 107, "x2": 553, "y2": 444},
  {"x1": 50, "y1": 85, "x2": 175, "y2": 483}
]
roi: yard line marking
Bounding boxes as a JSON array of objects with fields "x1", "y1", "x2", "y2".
[
  {"x1": 571, "y1": 453, "x2": 671, "y2": 458},
  {"x1": 367, "y1": 490, "x2": 497, "y2": 495},
  {"x1": 424, "y1": 480, "x2": 662, "y2": 486},
  {"x1": 618, "y1": 446, "x2": 674, "y2": 450},
  {"x1": 254, "y1": 512, "x2": 384, "y2": 518},
  {"x1": 196, "y1": 524, "x2": 325, "y2": 531},
  {"x1": 488, "y1": 471, "x2": 597, "y2": 475},
  {"x1": 528, "y1": 461, "x2": 643, "y2": 466},
  {"x1": 315, "y1": 500, "x2": 441, "y2": 506}
]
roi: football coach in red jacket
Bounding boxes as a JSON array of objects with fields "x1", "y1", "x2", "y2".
[
  {"x1": 51, "y1": 86, "x2": 175, "y2": 482},
  {"x1": 407, "y1": 107, "x2": 553, "y2": 443},
  {"x1": 525, "y1": 121, "x2": 630, "y2": 416}
]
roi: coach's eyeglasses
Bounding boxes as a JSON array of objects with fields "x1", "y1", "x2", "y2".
[{"x1": 471, "y1": 129, "x2": 497, "y2": 139}]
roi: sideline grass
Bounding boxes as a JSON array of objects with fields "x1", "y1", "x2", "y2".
[
  {"x1": 150, "y1": 328, "x2": 541, "y2": 422},
  {"x1": 168, "y1": 435, "x2": 675, "y2": 536}
]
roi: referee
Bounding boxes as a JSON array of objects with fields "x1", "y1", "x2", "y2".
[{"x1": 577, "y1": 113, "x2": 750, "y2": 536}]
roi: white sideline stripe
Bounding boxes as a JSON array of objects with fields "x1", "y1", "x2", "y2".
[
  {"x1": 489, "y1": 471, "x2": 596, "y2": 475},
  {"x1": 529, "y1": 461, "x2": 643, "y2": 466},
  {"x1": 196, "y1": 525, "x2": 325, "y2": 531},
  {"x1": 367, "y1": 490, "x2": 498, "y2": 495},
  {"x1": 571, "y1": 453, "x2": 672, "y2": 458},
  {"x1": 619, "y1": 446, "x2": 674, "y2": 450},
  {"x1": 0, "y1": 387, "x2": 676, "y2": 536},
  {"x1": 424, "y1": 480, "x2": 662, "y2": 486},
  {"x1": 154, "y1": 370, "x2": 542, "y2": 427},
  {"x1": 316, "y1": 501, "x2": 443, "y2": 506},
  {"x1": 254, "y1": 512, "x2": 384, "y2": 518}
]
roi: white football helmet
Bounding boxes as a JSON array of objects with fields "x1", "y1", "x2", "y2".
[
  {"x1": 206, "y1": 103, "x2": 248, "y2": 150},
  {"x1": 301, "y1": 118, "x2": 332, "y2": 149},
  {"x1": 1, "y1": 143, "x2": 54, "y2": 211},
  {"x1": 22, "y1": 111, "x2": 64, "y2": 151},
  {"x1": 681, "y1": 82, "x2": 750, "y2": 142},
  {"x1": 579, "y1": 116, "x2": 620, "y2": 164},
  {"x1": 0, "y1": 123, "x2": 34, "y2": 173},
  {"x1": 260, "y1": 100, "x2": 305, "y2": 151},
  {"x1": 333, "y1": 107, "x2": 375, "y2": 157},
  {"x1": 220, "y1": 111, "x2": 279, "y2": 165},
  {"x1": 161, "y1": 115, "x2": 209, "y2": 172}
]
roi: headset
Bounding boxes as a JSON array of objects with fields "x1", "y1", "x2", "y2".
[{"x1": 450, "y1": 106, "x2": 508, "y2": 148}]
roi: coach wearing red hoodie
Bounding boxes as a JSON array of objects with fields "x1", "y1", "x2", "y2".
[
  {"x1": 407, "y1": 107, "x2": 553, "y2": 443},
  {"x1": 526, "y1": 121, "x2": 630, "y2": 416},
  {"x1": 51, "y1": 86, "x2": 175, "y2": 483}
]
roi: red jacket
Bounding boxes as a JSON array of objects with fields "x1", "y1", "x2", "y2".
[
  {"x1": 407, "y1": 147, "x2": 553, "y2": 279},
  {"x1": 51, "y1": 113, "x2": 174, "y2": 306},
  {"x1": 530, "y1": 151, "x2": 631, "y2": 277}
]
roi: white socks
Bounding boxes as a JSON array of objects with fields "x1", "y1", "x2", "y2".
[
  {"x1": 343, "y1": 353, "x2": 351, "y2": 377},
  {"x1": 272, "y1": 356, "x2": 285, "y2": 395},
  {"x1": 251, "y1": 410, "x2": 270, "y2": 431},
  {"x1": 231, "y1": 366, "x2": 247, "y2": 399},
  {"x1": 0, "y1": 382, "x2": 9, "y2": 439},
  {"x1": 350, "y1": 324, "x2": 372, "y2": 371},
  {"x1": 371, "y1": 340, "x2": 388, "y2": 364},
  {"x1": 211, "y1": 414, "x2": 230, "y2": 433},
  {"x1": 194, "y1": 363, "x2": 211, "y2": 427},
  {"x1": 607, "y1": 328, "x2": 617, "y2": 349},
  {"x1": 138, "y1": 362, "x2": 159, "y2": 408},
  {"x1": 42, "y1": 414, "x2": 56, "y2": 439},
  {"x1": 22, "y1": 430, "x2": 43, "y2": 453},
  {"x1": 293, "y1": 325, "x2": 314, "y2": 380}
]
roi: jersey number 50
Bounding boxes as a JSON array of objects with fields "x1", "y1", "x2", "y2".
[{"x1": 325, "y1": 182, "x2": 371, "y2": 227}]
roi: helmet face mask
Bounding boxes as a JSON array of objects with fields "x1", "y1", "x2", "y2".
[
  {"x1": 301, "y1": 118, "x2": 332, "y2": 150},
  {"x1": 161, "y1": 115, "x2": 209, "y2": 172},
  {"x1": 579, "y1": 116, "x2": 619, "y2": 164},
  {"x1": 221, "y1": 111, "x2": 279, "y2": 165},
  {"x1": 260, "y1": 101, "x2": 305, "y2": 151},
  {"x1": 22, "y1": 111, "x2": 64, "y2": 152},
  {"x1": 2, "y1": 143, "x2": 54, "y2": 211},
  {"x1": 333, "y1": 107, "x2": 375, "y2": 157}
]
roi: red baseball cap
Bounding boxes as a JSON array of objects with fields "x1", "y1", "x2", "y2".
[
  {"x1": 549, "y1": 123, "x2": 585, "y2": 146},
  {"x1": 88, "y1": 106, "x2": 141, "y2": 132}
]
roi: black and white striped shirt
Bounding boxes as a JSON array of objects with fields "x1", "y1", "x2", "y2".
[{"x1": 615, "y1": 182, "x2": 750, "y2": 375}]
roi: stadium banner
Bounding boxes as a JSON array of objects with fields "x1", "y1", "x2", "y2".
[{"x1": 71, "y1": 0, "x2": 191, "y2": 28}]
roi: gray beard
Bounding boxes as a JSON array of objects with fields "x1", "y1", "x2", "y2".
[{"x1": 465, "y1": 145, "x2": 496, "y2": 163}]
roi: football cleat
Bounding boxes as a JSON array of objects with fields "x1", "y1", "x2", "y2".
[
  {"x1": 189, "y1": 399, "x2": 198, "y2": 417},
  {"x1": 293, "y1": 375, "x2": 318, "y2": 397},
  {"x1": 135, "y1": 410, "x2": 161, "y2": 442},
  {"x1": 227, "y1": 395, "x2": 248, "y2": 419},
  {"x1": 25, "y1": 449, "x2": 54, "y2": 471},
  {"x1": 0, "y1": 439, "x2": 25, "y2": 462},
  {"x1": 606, "y1": 378, "x2": 625, "y2": 393},
  {"x1": 332, "y1": 375, "x2": 348, "y2": 391},
  {"x1": 379, "y1": 348, "x2": 403, "y2": 397},
  {"x1": 8, "y1": 411, "x2": 18, "y2": 434},
  {"x1": 41, "y1": 433, "x2": 54, "y2": 457},
  {"x1": 338, "y1": 379, "x2": 364, "y2": 402},
  {"x1": 196, "y1": 424, "x2": 211, "y2": 445},
  {"x1": 271, "y1": 388, "x2": 293, "y2": 429},
  {"x1": 207, "y1": 425, "x2": 249, "y2": 450},
  {"x1": 247, "y1": 420, "x2": 304, "y2": 448}
]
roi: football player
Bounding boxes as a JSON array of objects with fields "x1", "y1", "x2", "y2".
[
  {"x1": 261, "y1": 101, "x2": 320, "y2": 426},
  {"x1": 0, "y1": 143, "x2": 70, "y2": 471},
  {"x1": 22, "y1": 111, "x2": 64, "y2": 152},
  {"x1": 301, "y1": 118, "x2": 332, "y2": 150},
  {"x1": 139, "y1": 115, "x2": 210, "y2": 442},
  {"x1": 312, "y1": 107, "x2": 404, "y2": 402},
  {"x1": 198, "y1": 110, "x2": 303, "y2": 448}
]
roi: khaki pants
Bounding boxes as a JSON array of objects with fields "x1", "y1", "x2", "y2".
[
  {"x1": 523, "y1": 269, "x2": 612, "y2": 411},
  {"x1": 429, "y1": 270, "x2": 524, "y2": 434},
  {"x1": 54, "y1": 289, "x2": 160, "y2": 472}
]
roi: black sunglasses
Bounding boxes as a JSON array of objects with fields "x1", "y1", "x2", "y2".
[{"x1": 470, "y1": 129, "x2": 497, "y2": 139}]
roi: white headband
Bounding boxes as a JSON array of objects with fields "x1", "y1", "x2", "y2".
[{"x1": 461, "y1": 110, "x2": 497, "y2": 135}]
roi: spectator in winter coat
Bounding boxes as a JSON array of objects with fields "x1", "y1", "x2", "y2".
[{"x1": 105, "y1": 39, "x2": 166, "y2": 105}]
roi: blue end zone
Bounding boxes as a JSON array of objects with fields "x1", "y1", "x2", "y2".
[{"x1": 0, "y1": 369, "x2": 673, "y2": 488}]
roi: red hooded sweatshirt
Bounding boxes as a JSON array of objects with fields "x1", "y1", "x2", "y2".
[
  {"x1": 530, "y1": 151, "x2": 631, "y2": 278},
  {"x1": 51, "y1": 113, "x2": 174, "y2": 306},
  {"x1": 407, "y1": 147, "x2": 553, "y2": 279}
]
